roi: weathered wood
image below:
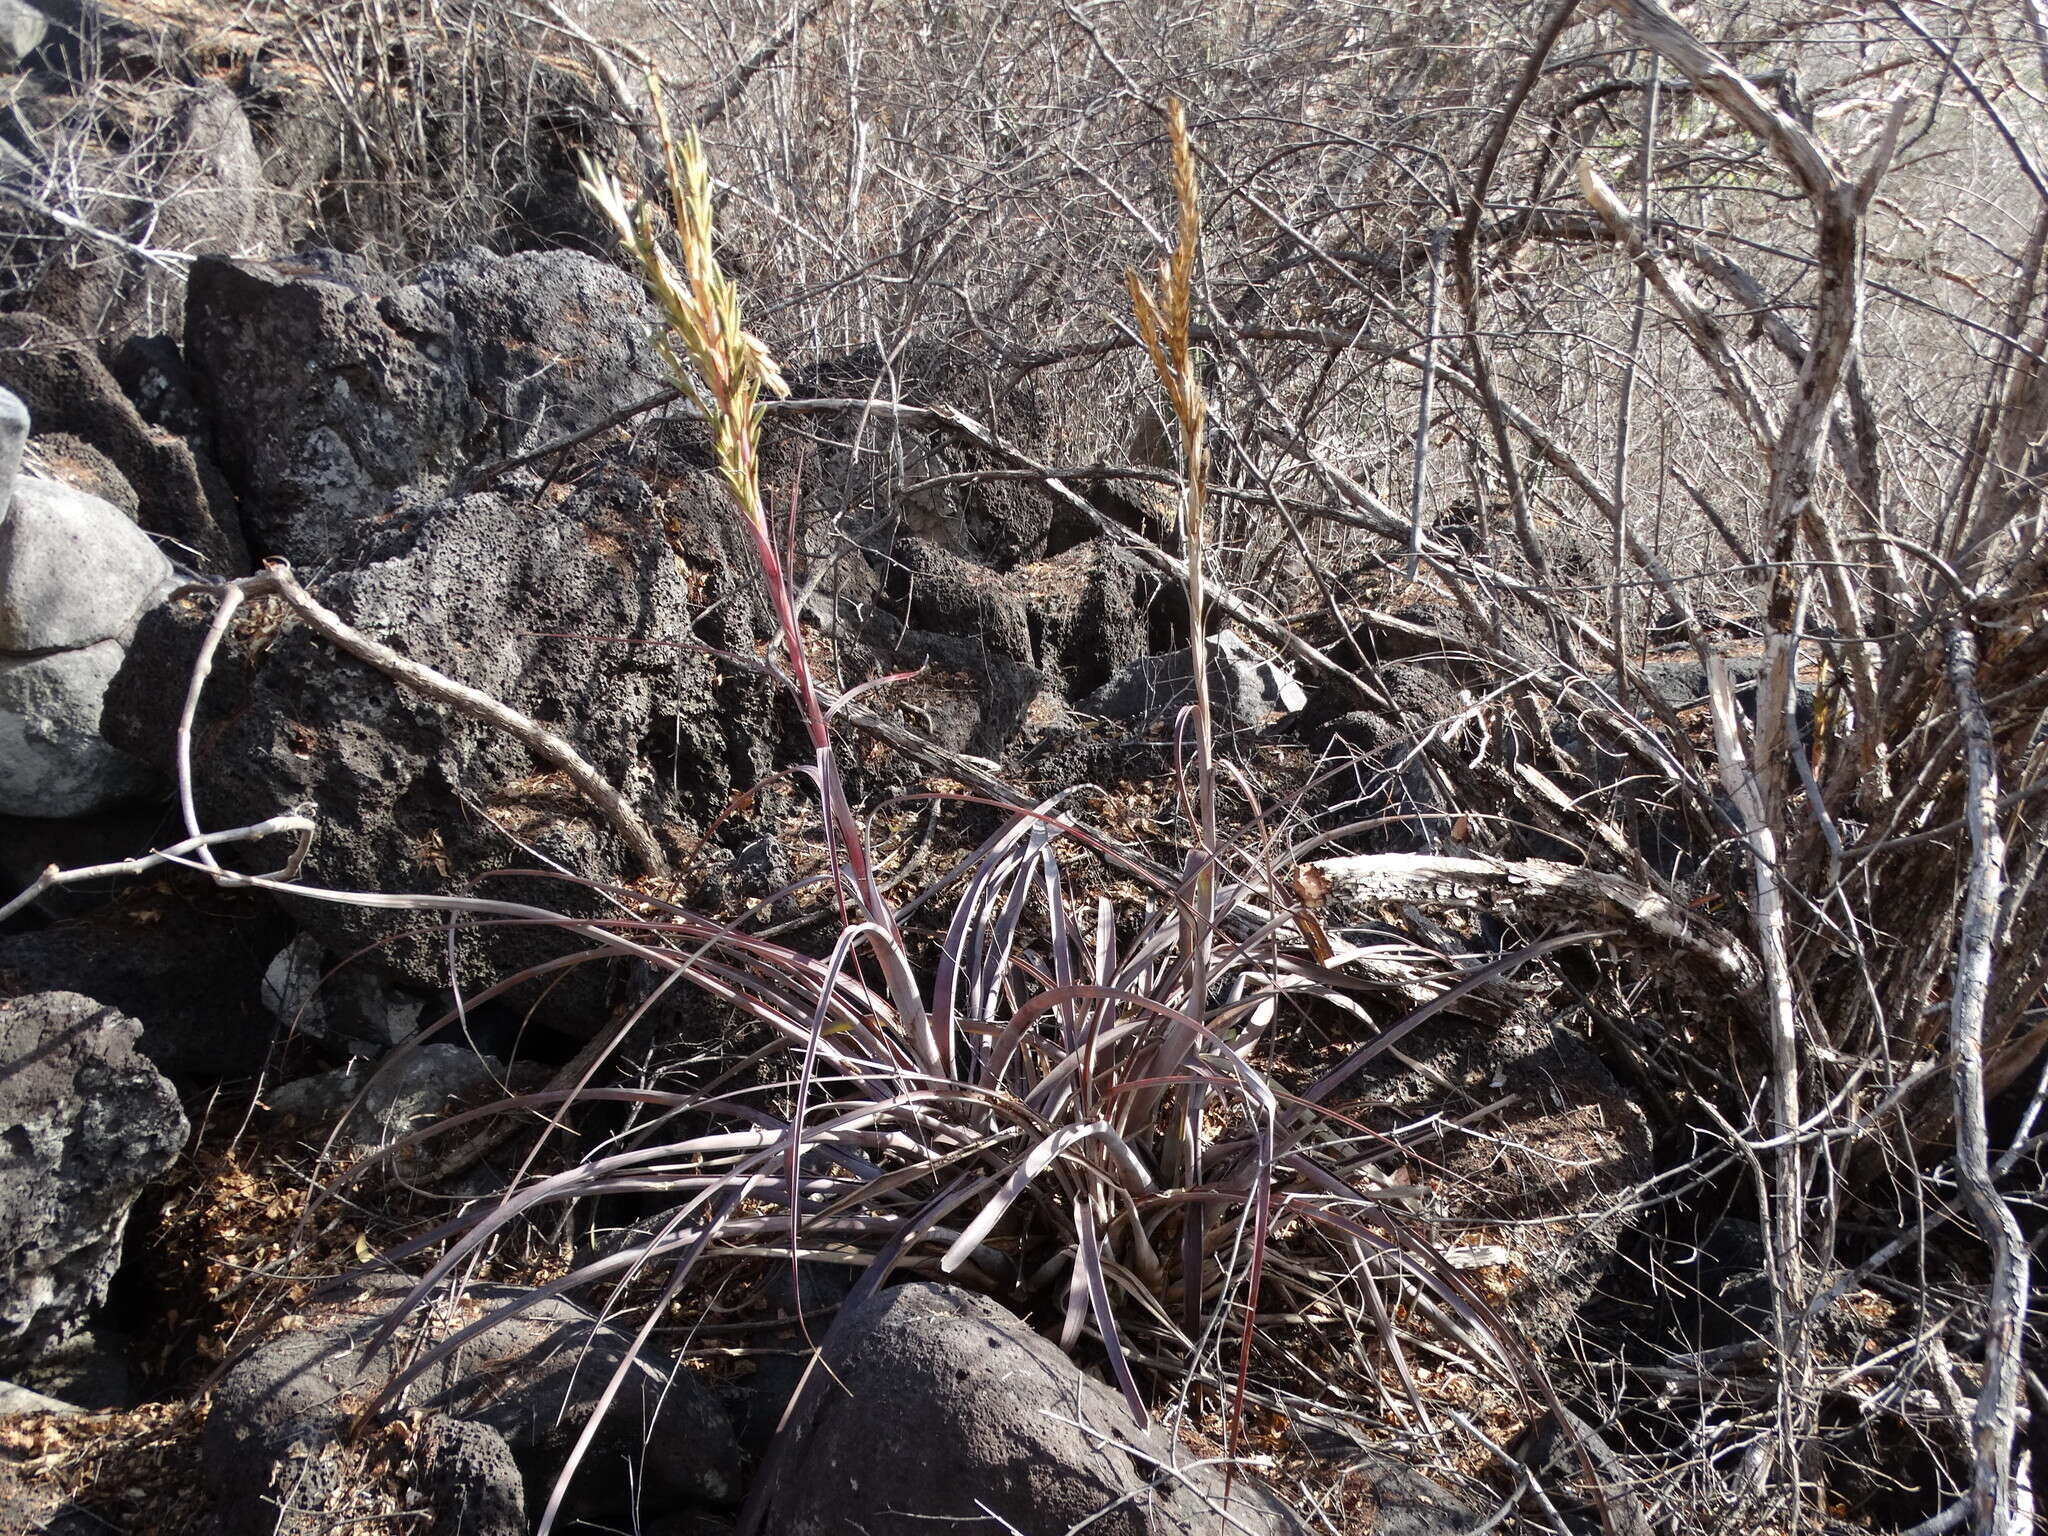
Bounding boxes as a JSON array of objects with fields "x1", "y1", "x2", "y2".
[{"x1": 1300, "y1": 850, "x2": 1764, "y2": 1004}]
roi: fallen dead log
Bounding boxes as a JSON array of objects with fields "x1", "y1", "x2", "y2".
[{"x1": 1299, "y1": 851, "x2": 1764, "y2": 1007}]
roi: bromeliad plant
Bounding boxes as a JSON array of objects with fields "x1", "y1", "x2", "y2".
[
  {"x1": 363, "y1": 84, "x2": 1536, "y2": 1532},
  {"x1": 578, "y1": 79, "x2": 939, "y2": 1083}
]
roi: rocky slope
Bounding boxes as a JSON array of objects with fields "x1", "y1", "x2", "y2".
[{"x1": 0, "y1": 5, "x2": 1939, "y2": 1536}]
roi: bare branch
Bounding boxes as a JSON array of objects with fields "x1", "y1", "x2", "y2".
[
  {"x1": 1943, "y1": 623, "x2": 2035, "y2": 1536},
  {"x1": 0, "y1": 814, "x2": 317, "y2": 927}
]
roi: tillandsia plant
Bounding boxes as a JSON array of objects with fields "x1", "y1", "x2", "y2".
[
  {"x1": 342, "y1": 82, "x2": 1543, "y2": 1535},
  {"x1": 1126, "y1": 99, "x2": 1228, "y2": 1346},
  {"x1": 578, "y1": 84, "x2": 941, "y2": 1079}
]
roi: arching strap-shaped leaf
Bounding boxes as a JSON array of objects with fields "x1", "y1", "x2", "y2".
[{"x1": 938, "y1": 1120, "x2": 1150, "y2": 1274}]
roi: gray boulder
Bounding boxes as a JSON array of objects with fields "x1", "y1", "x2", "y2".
[
  {"x1": 1079, "y1": 630, "x2": 1307, "y2": 733},
  {"x1": 0, "y1": 992, "x2": 187, "y2": 1371},
  {"x1": 0, "y1": 386, "x2": 174, "y2": 817},
  {"x1": 185, "y1": 246, "x2": 672, "y2": 566},
  {"x1": 0, "y1": 314, "x2": 247, "y2": 574},
  {"x1": 0, "y1": 636, "x2": 162, "y2": 815},
  {"x1": 0, "y1": 0, "x2": 46, "y2": 69},
  {"x1": 261, "y1": 933, "x2": 428, "y2": 1056},
  {"x1": 760, "y1": 1281, "x2": 1311, "y2": 1536},
  {"x1": 204, "y1": 1275, "x2": 740, "y2": 1536},
  {"x1": 0, "y1": 380, "x2": 22, "y2": 493},
  {"x1": 0, "y1": 477, "x2": 171, "y2": 652}
]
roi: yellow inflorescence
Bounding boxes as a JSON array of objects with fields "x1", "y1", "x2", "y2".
[{"x1": 577, "y1": 69, "x2": 788, "y2": 535}]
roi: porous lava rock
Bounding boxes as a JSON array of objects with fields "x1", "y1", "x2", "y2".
[
  {"x1": 102, "y1": 464, "x2": 776, "y2": 1014},
  {"x1": 0, "y1": 880, "x2": 291, "y2": 1076},
  {"x1": 760, "y1": 1280, "x2": 1312, "y2": 1536},
  {"x1": 409, "y1": 1416, "x2": 528, "y2": 1536},
  {"x1": 0, "y1": 991, "x2": 187, "y2": 1371},
  {"x1": 203, "y1": 1275, "x2": 740, "y2": 1536},
  {"x1": 185, "y1": 246, "x2": 671, "y2": 566}
]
